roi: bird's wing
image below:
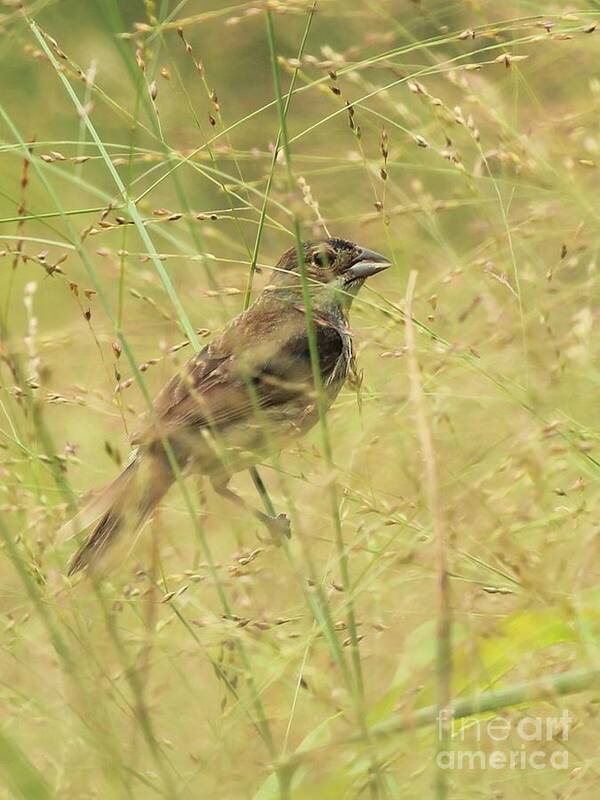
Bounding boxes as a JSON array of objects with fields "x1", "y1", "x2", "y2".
[{"x1": 131, "y1": 304, "x2": 344, "y2": 445}]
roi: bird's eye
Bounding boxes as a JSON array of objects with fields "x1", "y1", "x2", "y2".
[{"x1": 313, "y1": 249, "x2": 335, "y2": 269}]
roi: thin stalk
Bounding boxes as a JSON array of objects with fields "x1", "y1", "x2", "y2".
[
  {"x1": 279, "y1": 667, "x2": 600, "y2": 770},
  {"x1": 404, "y1": 271, "x2": 450, "y2": 800},
  {"x1": 244, "y1": 0, "x2": 317, "y2": 522},
  {"x1": 265, "y1": 10, "x2": 384, "y2": 796},
  {"x1": 242, "y1": 1, "x2": 317, "y2": 308},
  {"x1": 266, "y1": 5, "x2": 362, "y2": 695}
]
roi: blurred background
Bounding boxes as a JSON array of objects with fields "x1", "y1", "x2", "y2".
[{"x1": 1, "y1": 0, "x2": 600, "y2": 797}]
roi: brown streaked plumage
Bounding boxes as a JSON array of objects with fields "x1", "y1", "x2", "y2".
[{"x1": 65, "y1": 237, "x2": 390, "y2": 575}]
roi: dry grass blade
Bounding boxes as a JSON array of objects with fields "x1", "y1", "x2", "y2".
[{"x1": 405, "y1": 270, "x2": 451, "y2": 800}]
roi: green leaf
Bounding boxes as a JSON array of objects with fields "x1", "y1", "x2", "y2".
[{"x1": 0, "y1": 728, "x2": 51, "y2": 800}]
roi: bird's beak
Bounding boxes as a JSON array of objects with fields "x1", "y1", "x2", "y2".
[{"x1": 345, "y1": 247, "x2": 391, "y2": 281}]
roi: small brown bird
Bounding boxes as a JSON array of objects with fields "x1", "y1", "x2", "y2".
[{"x1": 65, "y1": 238, "x2": 390, "y2": 574}]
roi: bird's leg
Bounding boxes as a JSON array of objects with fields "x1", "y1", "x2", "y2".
[{"x1": 210, "y1": 476, "x2": 291, "y2": 544}]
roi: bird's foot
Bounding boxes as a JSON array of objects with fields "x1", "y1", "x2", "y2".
[{"x1": 261, "y1": 513, "x2": 292, "y2": 546}]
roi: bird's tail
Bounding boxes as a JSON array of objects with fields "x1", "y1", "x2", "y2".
[{"x1": 63, "y1": 450, "x2": 172, "y2": 576}]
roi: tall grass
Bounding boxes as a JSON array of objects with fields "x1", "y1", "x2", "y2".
[{"x1": 1, "y1": 1, "x2": 600, "y2": 798}]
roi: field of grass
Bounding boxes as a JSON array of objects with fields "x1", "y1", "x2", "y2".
[{"x1": 1, "y1": 1, "x2": 600, "y2": 797}]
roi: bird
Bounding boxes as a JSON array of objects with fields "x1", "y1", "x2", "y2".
[{"x1": 64, "y1": 237, "x2": 390, "y2": 575}]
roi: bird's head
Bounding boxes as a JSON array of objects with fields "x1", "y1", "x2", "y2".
[{"x1": 267, "y1": 237, "x2": 391, "y2": 308}]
